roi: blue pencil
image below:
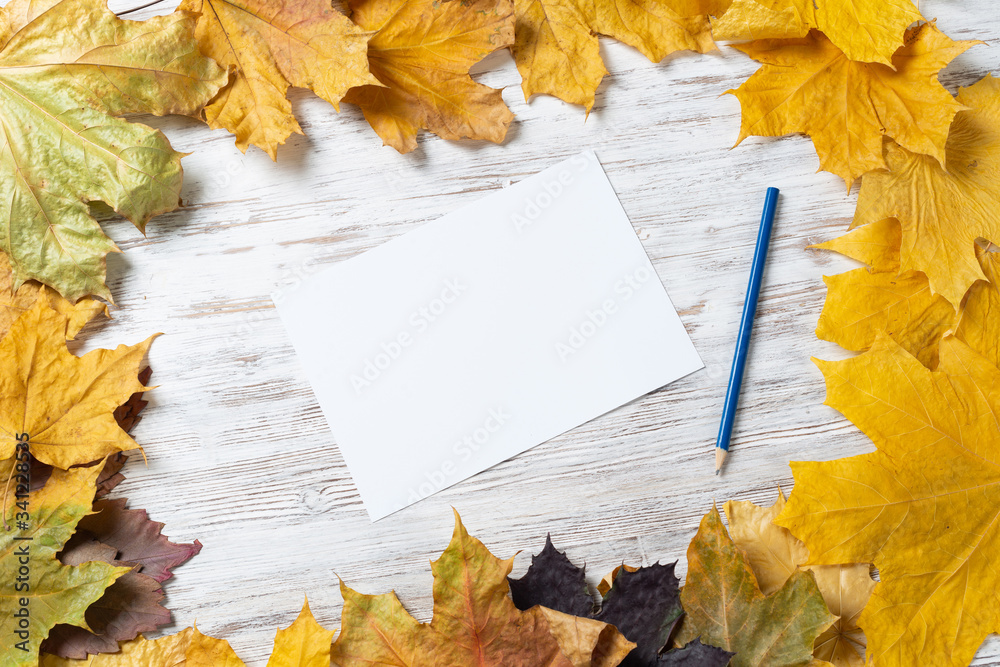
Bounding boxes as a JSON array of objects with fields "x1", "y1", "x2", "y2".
[{"x1": 716, "y1": 187, "x2": 780, "y2": 475}]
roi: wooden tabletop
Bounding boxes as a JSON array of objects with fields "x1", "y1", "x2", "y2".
[{"x1": 82, "y1": 1, "x2": 1000, "y2": 663}]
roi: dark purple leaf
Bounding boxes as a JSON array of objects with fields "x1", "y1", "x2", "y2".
[
  {"x1": 596, "y1": 563, "x2": 684, "y2": 667},
  {"x1": 511, "y1": 537, "x2": 692, "y2": 667},
  {"x1": 508, "y1": 535, "x2": 594, "y2": 617},
  {"x1": 657, "y1": 638, "x2": 733, "y2": 666},
  {"x1": 43, "y1": 539, "x2": 170, "y2": 658},
  {"x1": 75, "y1": 498, "x2": 201, "y2": 583}
]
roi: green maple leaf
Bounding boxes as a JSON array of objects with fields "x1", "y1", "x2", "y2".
[
  {"x1": 0, "y1": 0, "x2": 227, "y2": 302},
  {"x1": 1, "y1": 464, "x2": 128, "y2": 667},
  {"x1": 676, "y1": 505, "x2": 836, "y2": 666}
]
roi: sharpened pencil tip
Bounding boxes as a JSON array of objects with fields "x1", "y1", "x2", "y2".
[{"x1": 715, "y1": 448, "x2": 727, "y2": 475}]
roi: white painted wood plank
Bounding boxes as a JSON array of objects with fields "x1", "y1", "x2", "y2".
[{"x1": 61, "y1": 0, "x2": 1000, "y2": 663}]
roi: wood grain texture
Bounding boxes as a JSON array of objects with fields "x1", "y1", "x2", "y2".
[{"x1": 69, "y1": 0, "x2": 1000, "y2": 663}]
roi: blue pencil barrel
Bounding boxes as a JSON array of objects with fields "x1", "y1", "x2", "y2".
[{"x1": 716, "y1": 187, "x2": 780, "y2": 454}]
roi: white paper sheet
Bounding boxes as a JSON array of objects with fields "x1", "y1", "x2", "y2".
[{"x1": 274, "y1": 151, "x2": 703, "y2": 520}]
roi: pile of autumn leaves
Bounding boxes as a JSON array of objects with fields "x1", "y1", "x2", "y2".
[
  {"x1": 85, "y1": 505, "x2": 851, "y2": 667},
  {"x1": 0, "y1": 281, "x2": 203, "y2": 665}
]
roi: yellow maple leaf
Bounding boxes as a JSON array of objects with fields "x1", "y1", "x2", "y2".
[
  {"x1": 713, "y1": 0, "x2": 924, "y2": 65},
  {"x1": 728, "y1": 23, "x2": 976, "y2": 187},
  {"x1": 265, "y1": 598, "x2": 334, "y2": 667},
  {"x1": 0, "y1": 296, "x2": 155, "y2": 468},
  {"x1": 725, "y1": 492, "x2": 875, "y2": 667},
  {"x1": 0, "y1": 254, "x2": 106, "y2": 342},
  {"x1": 816, "y1": 268, "x2": 954, "y2": 368},
  {"x1": 815, "y1": 216, "x2": 1000, "y2": 370},
  {"x1": 512, "y1": 0, "x2": 718, "y2": 112},
  {"x1": 179, "y1": 0, "x2": 379, "y2": 160},
  {"x1": 780, "y1": 333, "x2": 1000, "y2": 666},
  {"x1": 344, "y1": 0, "x2": 515, "y2": 153},
  {"x1": 954, "y1": 248, "x2": 1000, "y2": 368},
  {"x1": 810, "y1": 218, "x2": 902, "y2": 274},
  {"x1": 712, "y1": 0, "x2": 806, "y2": 41},
  {"x1": 854, "y1": 74, "x2": 1000, "y2": 307}
]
